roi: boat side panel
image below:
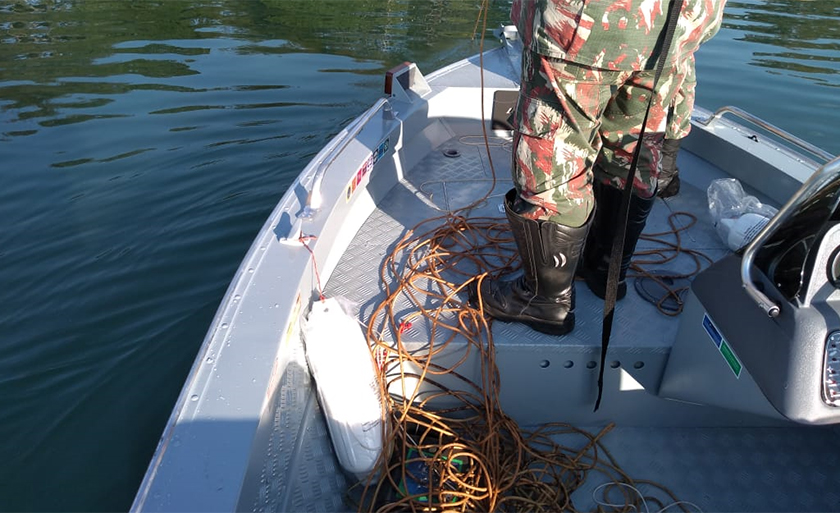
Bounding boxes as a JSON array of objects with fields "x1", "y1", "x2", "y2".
[
  {"x1": 236, "y1": 325, "x2": 349, "y2": 512},
  {"x1": 682, "y1": 253, "x2": 840, "y2": 425},
  {"x1": 134, "y1": 91, "x2": 434, "y2": 511},
  {"x1": 684, "y1": 110, "x2": 815, "y2": 206},
  {"x1": 424, "y1": 45, "x2": 519, "y2": 90}
]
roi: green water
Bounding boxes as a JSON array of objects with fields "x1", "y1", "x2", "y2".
[{"x1": 0, "y1": 1, "x2": 838, "y2": 511}]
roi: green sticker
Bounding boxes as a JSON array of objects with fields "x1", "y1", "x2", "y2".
[{"x1": 719, "y1": 341, "x2": 742, "y2": 378}]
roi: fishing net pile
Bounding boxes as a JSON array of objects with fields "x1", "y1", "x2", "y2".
[{"x1": 352, "y1": 213, "x2": 693, "y2": 513}]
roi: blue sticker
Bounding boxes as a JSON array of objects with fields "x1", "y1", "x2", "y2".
[
  {"x1": 703, "y1": 313, "x2": 742, "y2": 378},
  {"x1": 703, "y1": 314, "x2": 723, "y2": 348}
]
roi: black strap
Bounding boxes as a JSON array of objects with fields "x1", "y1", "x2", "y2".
[{"x1": 594, "y1": 0, "x2": 683, "y2": 411}]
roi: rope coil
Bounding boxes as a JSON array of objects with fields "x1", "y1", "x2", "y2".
[{"x1": 349, "y1": 212, "x2": 694, "y2": 512}]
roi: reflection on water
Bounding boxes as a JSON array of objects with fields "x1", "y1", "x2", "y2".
[
  {"x1": 0, "y1": 2, "x2": 508, "y2": 511},
  {"x1": 690, "y1": 0, "x2": 839, "y2": 157},
  {"x1": 0, "y1": 0, "x2": 500, "y2": 136},
  {"x1": 724, "y1": 0, "x2": 840, "y2": 87},
  {"x1": 0, "y1": 0, "x2": 838, "y2": 511}
]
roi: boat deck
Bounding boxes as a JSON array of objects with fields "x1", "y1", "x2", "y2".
[
  {"x1": 327, "y1": 134, "x2": 731, "y2": 357},
  {"x1": 255, "y1": 378, "x2": 840, "y2": 512},
  {"x1": 246, "y1": 135, "x2": 840, "y2": 512}
]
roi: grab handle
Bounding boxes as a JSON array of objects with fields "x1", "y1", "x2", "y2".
[
  {"x1": 300, "y1": 98, "x2": 393, "y2": 220},
  {"x1": 698, "y1": 106, "x2": 834, "y2": 165},
  {"x1": 279, "y1": 98, "x2": 394, "y2": 245}
]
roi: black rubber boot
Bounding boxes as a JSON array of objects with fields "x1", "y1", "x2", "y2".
[
  {"x1": 657, "y1": 138, "x2": 681, "y2": 198},
  {"x1": 470, "y1": 189, "x2": 591, "y2": 336},
  {"x1": 581, "y1": 181, "x2": 656, "y2": 300}
]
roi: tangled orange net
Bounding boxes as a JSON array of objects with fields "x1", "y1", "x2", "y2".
[{"x1": 348, "y1": 212, "x2": 691, "y2": 513}]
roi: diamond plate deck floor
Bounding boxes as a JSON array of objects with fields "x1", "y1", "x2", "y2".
[
  {"x1": 325, "y1": 135, "x2": 730, "y2": 353},
  {"x1": 564, "y1": 425, "x2": 840, "y2": 513},
  {"x1": 316, "y1": 137, "x2": 840, "y2": 512},
  {"x1": 249, "y1": 336, "x2": 349, "y2": 513}
]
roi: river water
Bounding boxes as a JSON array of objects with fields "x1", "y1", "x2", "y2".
[{"x1": 1, "y1": 1, "x2": 838, "y2": 511}]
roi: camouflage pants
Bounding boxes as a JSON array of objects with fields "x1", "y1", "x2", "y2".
[
  {"x1": 512, "y1": 51, "x2": 687, "y2": 227},
  {"x1": 667, "y1": 54, "x2": 697, "y2": 140}
]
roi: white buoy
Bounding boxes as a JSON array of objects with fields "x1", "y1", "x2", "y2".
[{"x1": 302, "y1": 297, "x2": 384, "y2": 480}]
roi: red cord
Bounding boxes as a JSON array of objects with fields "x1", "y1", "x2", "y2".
[{"x1": 299, "y1": 235, "x2": 326, "y2": 301}]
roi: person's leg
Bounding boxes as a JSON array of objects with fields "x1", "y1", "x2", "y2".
[
  {"x1": 473, "y1": 188, "x2": 590, "y2": 335},
  {"x1": 658, "y1": 137, "x2": 682, "y2": 198},
  {"x1": 509, "y1": 53, "x2": 607, "y2": 227},
  {"x1": 595, "y1": 69, "x2": 671, "y2": 197},
  {"x1": 581, "y1": 180, "x2": 657, "y2": 299},
  {"x1": 581, "y1": 69, "x2": 677, "y2": 299},
  {"x1": 471, "y1": 53, "x2": 617, "y2": 334},
  {"x1": 659, "y1": 55, "x2": 696, "y2": 198}
]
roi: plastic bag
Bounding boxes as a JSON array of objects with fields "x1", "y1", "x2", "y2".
[{"x1": 707, "y1": 178, "x2": 778, "y2": 251}]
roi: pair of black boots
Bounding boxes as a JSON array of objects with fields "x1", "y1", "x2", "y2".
[{"x1": 471, "y1": 183, "x2": 655, "y2": 335}]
